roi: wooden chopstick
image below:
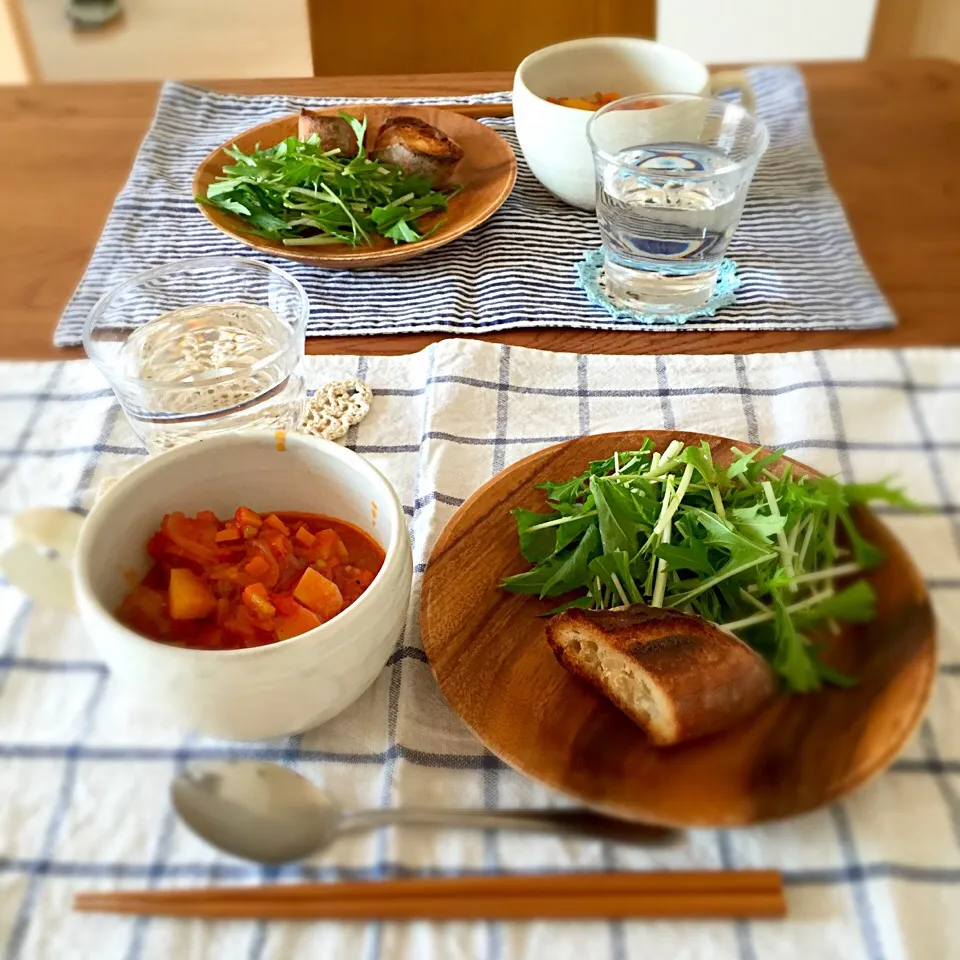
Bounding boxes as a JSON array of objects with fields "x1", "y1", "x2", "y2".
[
  {"x1": 73, "y1": 891, "x2": 785, "y2": 920},
  {"x1": 77, "y1": 870, "x2": 782, "y2": 902},
  {"x1": 428, "y1": 102, "x2": 513, "y2": 118},
  {"x1": 74, "y1": 871, "x2": 786, "y2": 920}
]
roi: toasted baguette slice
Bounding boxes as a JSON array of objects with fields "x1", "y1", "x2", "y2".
[
  {"x1": 298, "y1": 110, "x2": 359, "y2": 157},
  {"x1": 545, "y1": 605, "x2": 776, "y2": 746},
  {"x1": 372, "y1": 116, "x2": 464, "y2": 187}
]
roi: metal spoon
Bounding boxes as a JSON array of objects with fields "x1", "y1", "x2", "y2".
[{"x1": 171, "y1": 760, "x2": 680, "y2": 864}]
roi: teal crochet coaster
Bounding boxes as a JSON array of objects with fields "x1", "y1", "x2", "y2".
[{"x1": 575, "y1": 249, "x2": 741, "y2": 324}]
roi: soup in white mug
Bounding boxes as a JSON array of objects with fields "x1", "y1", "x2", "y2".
[{"x1": 513, "y1": 37, "x2": 754, "y2": 211}]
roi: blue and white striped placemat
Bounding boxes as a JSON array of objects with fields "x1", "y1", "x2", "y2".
[
  {"x1": 53, "y1": 66, "x2": 895, "y2": 347},
  {"x1": 0, "y1": 341, "x2": 956, "y2": 960}
]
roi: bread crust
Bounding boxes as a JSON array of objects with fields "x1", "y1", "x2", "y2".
[
  {"x1": 298, "y1": 110, "x2": 359, "y2": 157},
  {"x1": 372, "y1": 116, "x2": 464, "y2": 187},
  {"x1": 545, "y1": 605, "x2": 777, "y2": 746}
]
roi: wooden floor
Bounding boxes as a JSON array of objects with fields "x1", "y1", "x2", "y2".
[{"x1": 12, "y1": 0, "x2": 313, "y2": 82}]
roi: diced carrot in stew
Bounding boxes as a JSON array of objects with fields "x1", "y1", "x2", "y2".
[
  {"x1": 117, "y1": 508, "x2": 383, "y2": 650},
  {"x1": 242, "y1": 582, "x2": 276, "y2": 618},
  {"x1": 235, "y1": 506, "x2": 262, "y2": 529},
  {"x1": 274, "y1": 600, "x2": 321, "y2": 641},
  {"x1": 263, "y1": 514, "x2": 290, "y2": 535},
  {"x1": 295, "y1": 526, "x2": 315, "y2": 547},
  {"x1": 244, "y1": 555, "x2": 270, "y2": 579},
  {"x1": 293, "y1": 567, "x2": 344, "y2": 620},
  {"x1": 168, "y1": 568, "x2": 217, "y2": 620},
  {"x1": 311, "y1": 528, "x2": 346, "y2": 563}
]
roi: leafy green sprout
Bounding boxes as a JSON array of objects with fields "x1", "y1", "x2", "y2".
[
  {"x1": 502, "y1": 438, "x2": 915, "y2": 693},
  {"x1": 198, "y1": 112, "x2": 458, "y2": 247}
]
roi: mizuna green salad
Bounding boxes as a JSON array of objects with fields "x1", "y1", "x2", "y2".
[
  {"x1": 501, "y1": 438, "x2": 915, "y2": 692},
  {"x1": 199, "y1": 114, "x2": 456, "y2": 248}
]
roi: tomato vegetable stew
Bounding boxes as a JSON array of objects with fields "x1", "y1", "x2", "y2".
[
  {"x1": 546, "y1": 91, "x2": 622, "y2": 111},
  {"x1": 545, "y1": 92, "x2": 661, "y2": 112},
  {"x1": 117, "y1": 507, "x2": 385, "y2": 649}
]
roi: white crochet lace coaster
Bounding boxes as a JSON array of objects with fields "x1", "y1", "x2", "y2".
[{"x1": 298, "y1": 378, "x2": 373, "y2": 441}]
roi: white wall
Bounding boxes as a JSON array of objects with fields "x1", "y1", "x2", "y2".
[
  {"x1": 0, "y1": 2, "x2": 29, "y2": 83},
  {"x1": 658, "y1": 0, "x2": 879, "y2": 63}
]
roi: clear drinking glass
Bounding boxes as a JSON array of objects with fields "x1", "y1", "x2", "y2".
[
  {"x1": 84, "y1": 256, "x2": 309, "y2": 454},
  {"x1": 586, "y1": 94, "x2": 769, "y2": 314}
]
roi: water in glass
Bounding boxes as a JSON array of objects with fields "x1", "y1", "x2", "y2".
[
  {"x1": 84, "y1": 257, "x2": 308, "y2": 454},
  {"x1": 587, "y1": 95, "x2": 768, "y2": 315},
  {"x1": 596, "y1": 143, "x2": 749, "y2": 313},
  {"x1": 117, "y1": 303, "x2": 304, "y2": 453}
]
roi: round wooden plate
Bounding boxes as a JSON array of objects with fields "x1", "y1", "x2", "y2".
[
  {"x1": 193, "y1": 105, "x2": 517, "y2": 269},
  {"x1": 420, "y1": 431, "x2": 936, "y2": 826}
]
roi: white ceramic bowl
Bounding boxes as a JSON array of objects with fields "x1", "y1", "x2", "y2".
[
  {"x1": 66, "y1": 432, "x2": 412, "y2": 741},
  {"x1": 513, "y1": 37, "x2": 754, "y2": 210}
]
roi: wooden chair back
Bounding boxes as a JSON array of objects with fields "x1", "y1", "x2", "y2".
[{"x1": 306, "y1": 0, "x2": 655, "y2": 76}]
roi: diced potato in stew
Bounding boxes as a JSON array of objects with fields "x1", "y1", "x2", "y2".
[{"x1": 116, "y1": 507, "x2": 384, "y2": 650}]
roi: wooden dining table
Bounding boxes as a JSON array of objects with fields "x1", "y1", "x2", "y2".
[{"x1": 2, "y1": 58, "x2": 958, "y2": 361}]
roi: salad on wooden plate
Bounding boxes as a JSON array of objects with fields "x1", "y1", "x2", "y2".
[
  {"x1": 420, "y1": 431, "x2": 935, "y2": 826},
  {"x1": 193, "y1": 104, "x2": 517, "y2": 269},
  {"x1": 503, "y1": 436, "x2": 914, "y2": 747}
]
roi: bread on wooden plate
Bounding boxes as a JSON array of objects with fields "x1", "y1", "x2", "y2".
[
  {"x1": 372, "y1": 116, "x2": 464, "y2": 187},
  {"x1": 298, "y1": 110, "x2": 359, "y2": 157},
  {"x1": 545, "y1": 605, "x2": 777, "y2": 746}
]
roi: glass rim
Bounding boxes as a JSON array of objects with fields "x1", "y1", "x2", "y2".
[
  {"x1": 82, "y1": 255, "x2": 309, "y2": 393},
  {"x1": 585, "y1": 92, "x2": 770, "y2": 180}
]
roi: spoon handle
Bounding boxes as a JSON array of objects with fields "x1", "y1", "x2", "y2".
[{"x1": 338, "y1": 808, "x2": 679, "y2": 845}]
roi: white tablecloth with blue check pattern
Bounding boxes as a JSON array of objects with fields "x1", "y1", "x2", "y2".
[{"x1": 0, "y1": 340, "x2": 957, "y2": 960}]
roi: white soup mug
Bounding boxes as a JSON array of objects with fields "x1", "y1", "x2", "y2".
[
  {"x1": 0, "y1": 432, "x2": 413, "y2": 741},
  {"x1": 513, "y1": 37, "x2": 755, "y2": 210}
]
